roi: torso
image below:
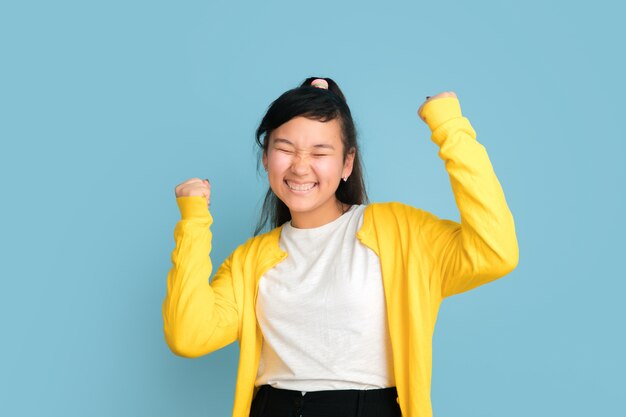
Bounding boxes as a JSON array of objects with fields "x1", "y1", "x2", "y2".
[{"x1": 254, "y1": 204, "x2": 395, "y2": 392}]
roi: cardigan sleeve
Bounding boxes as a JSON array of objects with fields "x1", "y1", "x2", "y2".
[
  {"x1": 162, "y1": 196, "x2": 239, "y2": 357},
  {"x1": 418, "y1": 97, "x2": 519, "y2": 298}
]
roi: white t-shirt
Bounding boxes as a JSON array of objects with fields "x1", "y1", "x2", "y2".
[{"x1": 254, "y1": 204, "x2": 395, "y2": 393}]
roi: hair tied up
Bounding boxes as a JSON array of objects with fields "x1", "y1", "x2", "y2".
[{"x1": 310, "y1": 79, "x2": 329, "y2": 89}]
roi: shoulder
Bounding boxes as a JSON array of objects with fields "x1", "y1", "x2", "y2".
[
  {"x1": 227, "y1": 225, "x2": 284, "y2": 263},
  {"x1": 363, "y1": 201, "x2": 433, "y2": 224},
  {"x1": 356, "y1": 201, "x2": 436, "y2": 241},
  {"x1": 356, "y1": 202, "x2": 441, "y2": 255}
]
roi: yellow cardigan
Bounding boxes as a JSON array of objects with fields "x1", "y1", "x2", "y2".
[{"x1": 163, "y1": 97, "x2": 519, "y2": 417}]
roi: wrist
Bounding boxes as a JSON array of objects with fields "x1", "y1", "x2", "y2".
[{"x1": 176, "y1": 196, "x2": 211, "y2": 220}]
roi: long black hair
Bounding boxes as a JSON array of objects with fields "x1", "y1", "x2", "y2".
[{"x1": 254, "y1": 77, "x2": 368, "y2": 235}]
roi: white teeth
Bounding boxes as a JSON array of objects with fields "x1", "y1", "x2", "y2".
[{"x1": 286, "y1": 181, "x2": 316, "y2": 191}]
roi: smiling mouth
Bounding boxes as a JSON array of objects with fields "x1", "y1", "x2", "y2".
[{"x1": 285, "y1": 180, "x2": 317, "y2": 191}]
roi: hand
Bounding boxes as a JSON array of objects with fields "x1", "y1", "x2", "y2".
[
  {"x1": 175, "y1": 177, "x2": 211, "y2": 207},
  {"x1": 417, "y1": 91, "x2": 457, "y2": 123}
]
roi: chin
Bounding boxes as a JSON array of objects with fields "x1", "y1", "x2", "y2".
[{"x1": 281, "y1": 199, "x2": 316, "y2": 214}]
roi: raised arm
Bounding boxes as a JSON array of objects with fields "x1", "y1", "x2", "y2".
[
  {"x1": 162, "y1": 181, "x2": 239, "y2": 357},
  {"x1": 417, "y1": 94, "x2": 519, "y2": 298}
]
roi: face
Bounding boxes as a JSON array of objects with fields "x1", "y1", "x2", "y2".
[{"x1": 262, "y1": 116, "x2": 355, "y2": 229}]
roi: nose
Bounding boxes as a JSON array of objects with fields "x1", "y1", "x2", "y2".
[{"x1": 290, "y1": 153, "x2": 311, "y2": 176}]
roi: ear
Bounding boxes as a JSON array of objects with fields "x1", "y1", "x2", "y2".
[
  {"x1": 342, "y1": 147, "x2": 355, "y2": 178},
  {"x1": 262, "y1": 151, "x2": 268, "y2": 171}
]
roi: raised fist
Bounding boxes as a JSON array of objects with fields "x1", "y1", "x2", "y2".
[{"x1": 174, "y1": 177, "x2": 211, "y2": 207}]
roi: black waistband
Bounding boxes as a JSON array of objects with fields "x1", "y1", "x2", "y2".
[
  {"x1": 256, "y1": 384, "x2": 398, "y2": 403},
  {"x1": 250, "y1": 385, "x2": 401, "y2": 417}
]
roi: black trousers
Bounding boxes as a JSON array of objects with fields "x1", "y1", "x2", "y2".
[{"x1": 249, "y1": 384, "x2": 402, "y2": 417}]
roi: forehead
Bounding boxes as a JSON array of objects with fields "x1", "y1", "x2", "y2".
[{"x1": 270, "y1": 116, "x2": 342, "y2": 147}]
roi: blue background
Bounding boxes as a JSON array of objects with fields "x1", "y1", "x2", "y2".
[{"x1": 1, "y1": 0, "x2": 624, "y2": 416}]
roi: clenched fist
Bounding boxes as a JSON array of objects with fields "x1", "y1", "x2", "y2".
[{"x1": 175, "y1": 178, "x2": 211, "y2": 207}]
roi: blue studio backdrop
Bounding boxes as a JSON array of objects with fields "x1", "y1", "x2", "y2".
[{"x1": 1, "y1": 0, "x2": 624, "y2": 416}]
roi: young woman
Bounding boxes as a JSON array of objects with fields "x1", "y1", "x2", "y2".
[{"x1": 163, "y1": 77, "x2": 519, "y2": 417}]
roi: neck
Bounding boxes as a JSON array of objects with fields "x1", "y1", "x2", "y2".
[{"x1": 290, "y1": 200, "x2": 350, "y2": 229}]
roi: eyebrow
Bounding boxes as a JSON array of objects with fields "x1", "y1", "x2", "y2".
[{"x1": 272, "y1": 138, "x2": 335, "y2": 150}]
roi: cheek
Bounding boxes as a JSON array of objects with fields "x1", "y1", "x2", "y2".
[
  {"x1": 267, "y1": 152, "x2": 290, "y2": 171},
  {"x1": 315, "y1": 158, "x2": 345, "y2": 177},
  {"x1": 267, "y1": 153, "x2": 291, "y2": 187}
]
